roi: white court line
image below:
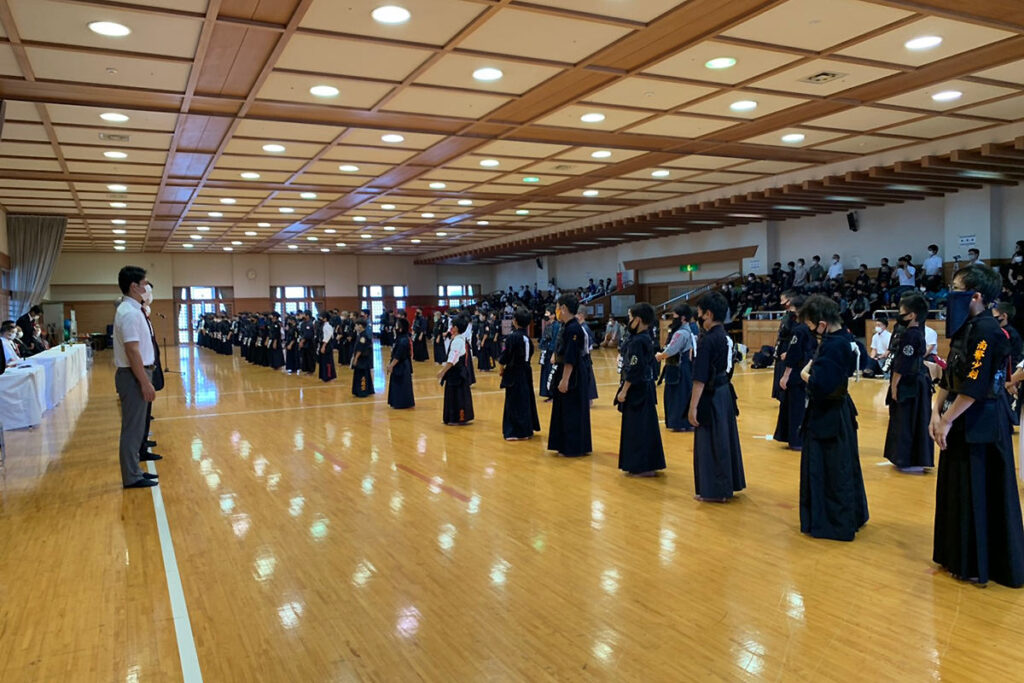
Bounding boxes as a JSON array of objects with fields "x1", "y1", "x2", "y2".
[{"x1": 148, "y1": 461, "x2": 203, "y2": 682}]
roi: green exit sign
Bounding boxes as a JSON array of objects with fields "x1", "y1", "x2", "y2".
[{"x1": 679, "y1": 264, "x2": 700, "y2": 272}]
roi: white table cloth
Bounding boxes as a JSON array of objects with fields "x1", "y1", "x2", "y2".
[
  {"x1": 0, "y1": 364, "x2": 46, "y2": 430},
  {"x1": 23, "y1": 344, "x2": 88, "y2": 410}
]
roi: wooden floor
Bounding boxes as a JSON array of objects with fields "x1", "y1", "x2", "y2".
[{"x1": 1, "y1": 343, "x2": 1023, "y2": 682}]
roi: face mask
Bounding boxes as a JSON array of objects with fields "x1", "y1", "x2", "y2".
[
  {"x1": 1014, "y1": 256, "x2": 1023, "y2": 263},
  {"x1": 945, "y1": 290, "x2": 976, "y2": 338},
  {"x1": 875, "y1": 326, "x2": 884, "y2": 334},
  {"x1": 142, "y1": 285, "x2": 154, "y2": 306}
]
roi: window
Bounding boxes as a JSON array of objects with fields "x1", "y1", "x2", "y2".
[
  {"x1": 437, "y1": 284, "x2": 480, "y2": 309},
  {"x1": 175, "y1": 286, "x2": 234, "y2": 344},
  {"x1": 272, "y1": 286, "x2": 324, "y2": 317},
  {"x1": 359, "y1": 284, "x2": 407, "y2": 334}
]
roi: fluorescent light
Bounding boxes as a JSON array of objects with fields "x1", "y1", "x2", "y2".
[
  {"x1": 220, "y1": 198, "x2": 236, "y2": 204},
  {"x1": 336, "y1": 242, "x2": 347, "y2": 247},
  {"x1": 591, "y1": 150, "x2": 612, "y2": 159},
  {"x1": 436, "y1": 231, "x2": 447, "y2": 236},
  {"x1": 223, "y1": 247, "x2": 233, "y2": 251},
  {"x1": 383, "y1": 246, "x2": 393, "y2": 251},
  {"x1": 477, "y1": 220, "x2": 489, "y2": 225},
  {"x1": 309, "y1": 85, "x2": 339, "y2": 97},
  {"x1": 458, "y1": 199, "x2": 473, "y2": 206},
  {"x1": 190, "y1": 235, "x2": 202, "y2": 240},
  {"x1": 231, "y1": 240, "x2": 242, "y2": 245},
  {"x1": 705, "y1": 57, "x2": 736, "y2": 70},
  {"x1": 580, "y1": 113, "x2": 606, "y2": 123},
  {"x1": 905, "y1": 36, "x2": 942, "y2": 51},
  {"x1": 730, "y1": 100, "x2": 758, "y2": 112},
  {"x1": 338, "y1": 164, "x2": 360, "y2": 172},
  {"x1": 111, "y1": 219, "x2": 126, "y2": 225},
  {"x1": 651, "y1": 170, "x2": 670, "y2": 178},
  {"x1": 381, "y1": 203, "x2": 396, "y2": 210},
  {"x1": 104, "y1": 150, "x2": 127, "y2": 159},
  {"x1": 307, "y1": 236, "x2": 319, "y2": 241},
  {"x1": 421, "y1": 212, "x2": 435, "y2": 218},
  {"x1": 107, "y1": 184, "x2": 127, "y2": 192},
  {"x1": 384, "y1": 226, "x2": 396, "y2": 231},
  {"x1": 473, "y1": 67, "x2": 503, "y2": 82},
  {"x1": 89, "y1": 21, "x2": 131, "y2": 37},
  {"x1": 241, "y1": 172, "x2": 260, "y2": 180},
  {"x1": 100, "y1": 112, "x2": 129, "y2": 123},
  {"x1": 320, "y1": 248, "x2": 330, "y2": 253},
  {"x1": 516, "y1": 210, "x2": 529, "y2": 215},
  {"x1": 262, "y1": 144, "x2": 286, "y2": 153},
  {"x1": 932, "y1": 90, "x2": 962, "y2": 102},
  {"x1": 781, "y1": 133, "x2": 805, "y2": 143},
  {"x1": 411, "y1": 239, "x2": 421, "y2": 244},
  {"x1": 300, "y1": 192, "x2": 318, "y2": 199},
  {"x1": 208, "y1": 211, "x2": 223, "y2": 218},
  {"x1": 114, "y1": 245, "x2": 126, "y2": 251},
  {"x1": 279, "y1": 207, "x2": 295, "y2": 213},
  {"x1": 324, "y1": 228, "x2": 336, "y2": 234},
  {"x1": 381, "y1": 134, "x2": 405, "y2": 143},
  {"x1": 371, "y1": 5, "x2": 410, "y2": 24},
  {"x1": 109, "y1": 202, "x2": 127, "y2": 208},
  {"x1": 353, "y1": 216, "x2": 367, "y2": 222},
  {"x1": 258, "y1": 222, "x2": 271, "y2": 227},
  {"x1": 479, "y1": 159, "x2": 500, "y2": 167},
  {"x1": 361, "y1": 234, "x2": 372, "y2": 239},
  {"x1": 183, "y1": 243, "x2": 194, "y2": 249},
  {"x1": 196, "y1": 226, "x2": 210, "y2": 231},
  {"x1": 112, "y1": 229, "x2": 126, "y2": 234},
  {"x1": 429, "y1": 182, "x2": 446, "y2": 189},
  {"x1": 583, "y1": 190, "x2": 599, "y2": 197},
  {"x1": 114, "y1": 239, "x2": 126, "y2": 244},
  {"x1": 522, "y1": 176, "x2": 540, "y2": 183},
  {"x1": 244, "y1": 231, "x2": 257, "y2": 236},
  {"x1": 288, "y1": 245, "x2": 298, "y2": 249}
]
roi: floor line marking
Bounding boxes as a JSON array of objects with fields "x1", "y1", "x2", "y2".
[
  {"x1": 148, "y1": 461, "x2": 203, "y2": 683},
  {"x1": 395, "y1": 463, "x2": 472, "y2": 503}
]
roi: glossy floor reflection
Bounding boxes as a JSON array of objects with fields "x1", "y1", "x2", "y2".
[{"x1": 1, "y1": 344, "x2": 1023, "y2": 681}]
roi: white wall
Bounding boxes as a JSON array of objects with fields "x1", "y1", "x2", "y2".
[{"x1": 0, "y1": 206, "x2": 8, "y2": 256}]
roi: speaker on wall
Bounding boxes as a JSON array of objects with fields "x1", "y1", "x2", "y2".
[
  {"x1": 536, "y1": 258, "x2": 543, "y2": 269},
  {"x1": 846, "y1": 211, "x2": 859, "y2": 232}
]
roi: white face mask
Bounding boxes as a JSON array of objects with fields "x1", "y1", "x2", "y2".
[
  {"x1": 142, "y1": 284, "x2": 154, "y2": 305},
  {"x1": 1014, "y1": 255, "x2": 1023, "y2": 263},
  {"x1": 875, "y1": 326, "x2": 884, "y2": 333}
]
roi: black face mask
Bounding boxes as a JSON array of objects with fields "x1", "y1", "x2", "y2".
[{"x1": 945, "y1": 290, "x2": 976, "y2": 339}]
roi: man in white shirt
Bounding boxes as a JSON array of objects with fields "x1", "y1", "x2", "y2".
[
  {"x1": 1, "y1": 320, "x2": 23, "y2": 366},
  {"x1": 865, "y1": 318, "x2": 892, "y2": 377},
  {"x1": 826, "y1": 253, "x2": 844, "y2": 281},
  {"x1": 896, "y1": 256, "x2": 916, "y2": 287},
  {"x1": 114, "y1": 265, "x2": 159, "y2": 489},
  {"x1": 923, "y1": 244, "x2": 943, "y2": 291}
]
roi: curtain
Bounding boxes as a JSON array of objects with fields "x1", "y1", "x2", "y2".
[{"x1": 9, "y1": 215, "x2": 67, "y2": 319}]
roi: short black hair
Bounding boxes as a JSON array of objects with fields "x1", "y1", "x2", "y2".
[
  {"x1": 556, "y1": 294, "x2": 579, "y2": 315},
  {"x1": 799, "y1": 294, "x2": 841, "y2": 326},
  {"x1": 513, "y1": 306, "x2": 531, "y2": 328},
  {"x1": 928, "y1": 244, "x2": 938, "y2": 252},
  {"x1": 451, "y1": 315, "x2": 469, "y2": 334},
  {"x1": 953, "y1": 264, "x2": 1001, "y2": 304},
  {"x1": 395, "y1": 317, "x2": 410, "y2": 334},
  {"x1": 968, "y1": 248, "x2": 979, "y2": 256},
  {"x1": 788, "y1": 294, "x2": 807, "y2": 310},
  {"x1": 355, "y1": 318, "x2": 367, "y2": 328},
  {"x1": 696, "y1": 291, "x2": 728, "y2": 322},
  {"x1": 118, "y1": 265, "x2": 146, "y2": 295},
  {"x1": 1, "y1": 320, "x2": 15, "y2": 334},
  {"x1": 629, "y1": 302, "x2": 655, "y2": 326},
  {"x1": 673, "y1": 303, "x2": 692, "y2": 321},
  {"x1": 900, "y1": 292, "x2": 928, "y2": 322},
  {"x1": 995, "y1": 301, "x2": 1016, "y2": 319},
  {"x1": 29, "y1": 305, "x2": 43, "y2": 315},
  {"x1": 812, "y1": 255, "x2": 820, "y2": 261}
]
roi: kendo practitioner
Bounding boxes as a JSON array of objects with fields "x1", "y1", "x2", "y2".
[
  {"x1": 387, "y1": 316, "x2": 415, "y2": 409},
  {"x1": 380, "y1": 309, "x2": 394, "y2": 346},
  {"x1": 576, "y1": 308, "x2": 599, "y2": 403},
  {"x1": 775, "y1": 294, "x2": 816, "y2": 450},
  {"x1": 616, "y1": 302, "x2": 666, "y2": 477},
  {"x1": 316, "y1": 312, "x2": 336, "y2": 383},
  {"x1": 268, "y1": 312, "x2": 285, "y2": 370},
  {"x1": 538, "y1": 306, "x2": 560, "y2": 401},
  {"x1": 461, "y1": 311, "x2": 477, "y2": 385},
  {"x1": 547, "y1": 294, "x2": 592, "y2": 457},
  {"x1": 432, "y1": 312, "x2": 447, "y2": 363},
  {"x1": 883, "y1": 292, "x2": 934, "y2": 472},
  {"x1": 256, "y1": 314, "x2": 270, "y2": 366},
  {"x1": 284, "y1": 316, "x2": 300, "y2": 374},
  {"x1": 299, "y1": 311, "x2": 317, "y2": 374},
  {"x1": 338, "y1": 312, "x2": 354, "y2": 367},
  {"x1": 930, "y1": 264, "x2": 1024, "y2": 587},
  {"x1": 477, "y1": 311, "x2": 493, "y2": 371},
  {"x1": 350, "y1": 318, "x2": 374, "y2": 397},
  {"x1": 488, "y1": 311, "x2": 502, "y2": 363},
  {"x1": 656, "y1": 304, "x2": 695, "y2": 432},
  {"x1": 412, "y1": 309, "x2": 429, "y2": 362},
  {"x1": 772, "y1": 290, "x2": 799, "y2": 401},
  {"x1": 688, "y1": 291, "x2": 745, "y2": 502},
  {"x1": 798, "y1": 295, "x2": 869, "y2": 542},
  {"x1": 498, "y1": 307, "x2": 540, "y2": 440},
  {"x1": 438, "y1": 316, "x2": 474, "y2": 425}
]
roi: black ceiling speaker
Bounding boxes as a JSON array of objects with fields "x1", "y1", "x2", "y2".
[{"x1": 846, "y1": 211, "x2": 859, "y2": 232}]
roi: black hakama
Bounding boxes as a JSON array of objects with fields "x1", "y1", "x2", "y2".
[
  {"x1": 442, "y1": 356, "x2": 474, "y2": 424},
  {"x1": 285, "y1": 342, "x2": 299, "y2": 373},
  {"x1": 774, "y1": 325, "x2": 816, "y2": 449},
  {"x1": 318, "y1": 343, "x2": 336, "y2": 382},
  {"x1": 499, "y1": 330, "x2": 540, "y2": 439},
  {"x1": 433, "y1": 334, "x2": 446, "y2": 364},
  {"x1": 692, "y1": 324, "x2": 745, "y2": 499},
  {"x1": 618, "y1": 333, "x2": 665, "y2": 474},
  {"x1": 663, "y1": 356, "x2": 693, "y2": 431},
  {"x1": 883, "y1": 326, "x2": 934, "y2": 469},
  {"x1": 547, "y1": 319, "x2": 592, "y2": 456},
  {"x1": 412, "y1": 320, "x2": 429, "y2": 362},
  {"x1": 351, "y1": 332, "x2": 374, "y2": 397},
  {"x1": 388, "y1": 336, "x2": 415, "y2": 409}
]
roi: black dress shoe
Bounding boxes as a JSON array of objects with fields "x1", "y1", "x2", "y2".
[
  {"x1": 140, "y1": 452, "x2": 163, "y2": 461},
  {"x1": 142, "y1": 472, "x2": 159, "y2": 480},
  {"x1": 124, "y1": 479, "x2": 158, "y2": 488},
  {"x1": 146, "y1": 440, "x2": 157, "y2": 448}
]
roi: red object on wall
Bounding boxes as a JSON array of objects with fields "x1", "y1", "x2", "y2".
[{"x1": 616, "y1": 271, "x2": 623, "y2": 290}]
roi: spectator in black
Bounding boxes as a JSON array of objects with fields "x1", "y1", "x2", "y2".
[
  {"x1": 16, "y1": 305, "x2": 44, "y2": 356},
  {"x1": 808, "y1": 255, "x2": 825, "y2": 289}
]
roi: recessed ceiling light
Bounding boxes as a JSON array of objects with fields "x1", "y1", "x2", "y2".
[
  {"x1": 279, "y1": 207, "x2": 295, "y2": 213},
  {"x1": 336, "y1": 242, "x2": 347, "y2": 247},
  {"x1": 932, "y1": 90, "x2": 962, "y2": 102},
  {"x1": 479, "y1": 159, "x2": 500, "y2": 167},
  {"x1": 183, "y1": 243, "x2": 194, "y2": 249},
  {"x1": 781, "y1": 133, "x2": 806, "y2": 143},
  {"x1": 103, "y1": 150, "x2": 127, "y2": 159},
  {"x1": 353, "y1": 216, "x2": 367, "y2": 222},
  {"x1": 107, "y1": 184, "x2": 127, "y2": 192},
  {"x1": 905, "y1": 36, "x2": 942, "y2": 51},
  {"x1": 109, "y1": 202, "x2": 127, "y2": 208},
  {"x1": 421, "y1": 212, "x2": 435, "y2": 218},
  {"x1": 190, "y1": 235, "x2": 202, "y2": 240},
  {"x1": 384, "y1": 226, "x2": 396, "y2": 231},
  {"x1": 208, "y1": 211, "x2": 223, "y2": 217},
  {"x1": 100, "y1": 112, "x2": 129, "y2": 123},
  {"x1": 651, "y1": 170, "x2": 670, "y2": 178},
  {"x1": 288, "y1": 244, "x2": 298, "y2": 250},
  {"x1": 591, "y1": 150, "x2": 612, "y2": 159},
  {"x1": 196, "y1": 226, "x2": 210, "y2": 231},
  {"x1": 457, "y1": 199, "x2": 473, "y2": 206},
  {"x1": 381, "y1": 134, "x2": 405, "y2": 143},
  {"x1": 411, "y1": 239, "x2": 421, "y2": 244},
  {"x1": 436, "y1": 231, "x2": 447, "y2": 236},
  {"x1": 300, "y1": 192, "x2": 318, "y2": 199},
  {"x1": 339, "y1": 164, "x2": 360, "y2": 172},
  {"x1": 580, "y1": 113, "x2": 606, "y2": 123},
  {"x1": 361, "y1": 234, "x2": 372, "y2": 239},
  {"x1": 730, "y1": 213, "x2": 763, "y2": 219},
  {"x1": 705, "y1": 57, "x2": 737, "y2": 70},
  {"x1": 219, "y1": 198, "x2": 236, "y2": 204},
  {"x1": 477, "y1": 220, "x2": 489, "y2": 225},
  {"x1": 89, "y1": 21, "x2": 131, "y2": 37},
  {"x1": 773, "y1": 205, "x2": 810, "y2": 211},
  {"x1": 371, "y1": 5, "x2": 410, "y2": 24},
  {"x1": 516, "y1": 209, "x2": 529, "y2": 215},
  {"x1": 381, "y1": 203, "x2": 396, "y2": 210},
  {"x1": 114, "y1": 245, "x2": 126, "y2": 251},
  {"x1": 320, "y1": 247, "x2": 330, "y2": 253},
  {"x1": 113, "y1": 239, "x2": 126, "y2": 244},
  {"x1": 324, "y1": 228, "x2": 336, "y2": 234},
  {"x1": 522, "y1": 176, "x2": 540, "y2": 183},
  {"x1": 473, "y1": 67, "x2": 503, "y2": 82},
  {"x1": 244, "y1": 231, "x2": 257, "y2": 236},
  {"x1": 240, "y1": 172, "x2": 260, "y2": 180},
  {"x1": 257, "y1": 222, "x2": 271, "y2": 227},
  {"x1": 583, "y1": 190, "x2": 599, "y2": 197},
  {"x1": 262, "y1": 143, "x2": 286, "y2": 153},
  {"x1": 112, "y1": 228, "x2": 126, "y2": 234},
  {"x1": 223, "y1": 247, "x2": 234, "y2": 252},
  {"x1": 383, "y1": 246, "x2": 393, "y2": 251},
  {"x1": 231, "y1": 240, "x2": 243, "y2": 245},
  {"x1": 111, "y1": 219, "x2": 126, "y2": 225},
  {"x1": 730, "y1": 100, "x2": 758, "y2": 112},
  {"x1": 310, "y1": 85, "x2": 339, "y2": 98},
  {"x1": 306, "y1": 236, "x2": 318, "y2": 241}
]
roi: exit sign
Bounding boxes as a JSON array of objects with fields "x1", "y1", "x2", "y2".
[{"x1": 679, "y1": 264, "x2": 700, "y2": 272}]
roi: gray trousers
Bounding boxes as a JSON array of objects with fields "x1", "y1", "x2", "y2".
[{"x1": 116, "y1": 367, "x2": 152, "y2": 486}]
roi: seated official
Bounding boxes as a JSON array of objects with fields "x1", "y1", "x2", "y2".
[
  {"x1": 864, "y1": 318, "x2": 892, "y2": 377},
  {"x1": 1, "y1": 321, "x2": 25, "y2": 366}
]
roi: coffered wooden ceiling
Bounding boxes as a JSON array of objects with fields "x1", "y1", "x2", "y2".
[{"x1": 0, "y1": 0, "x2": 1020, "y2": 261}]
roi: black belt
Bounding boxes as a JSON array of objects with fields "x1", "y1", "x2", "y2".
[{"x1": 144, "y1": 364, "x2": 155, "y2": 369}]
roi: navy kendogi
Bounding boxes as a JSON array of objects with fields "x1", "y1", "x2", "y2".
[
  {"x1": 432, "y1": 313, "x2": 447, "y2": 363},
  {"x1": 284, "y1": 317, "x2": 300, "y2": 373},
  {"x1": 547, "y1": 298, "x2": 592, "y2": 457},
  {"x1": 412, "y1": 311, "x2": 429, "y2": 362},
  {"x1": 498, "y1": 310, "x2": 540, "y2": 440},
  {"x1": 440, "y1": 318, "x2": 474, "y2": 425},
  {"x1": 350, "y1": 322, "x2": 374, "y2": 397},
  {"x1": 387, "y1": 321, "x2": 415, "y2": 409},
  {"x1": 538, "y1": 310, "x2": 560, "y2": 399},
  {"x1": 775, "y1": 322, "x2": 817, "y2": 449},
  {"x1": 616, "y1": 304, "x2": 665, "y2": 475},
  {"x1": 883, "y1": 319, "x2": 934, "y2": 470},
  {"x1": 299, "y1": 312, "x2": 316, "y2": 374}
]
